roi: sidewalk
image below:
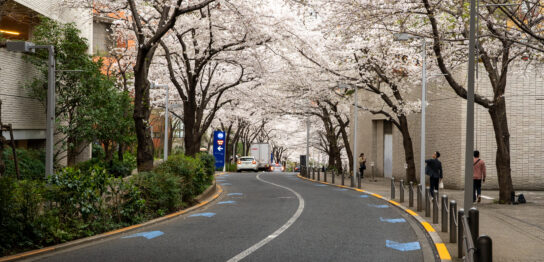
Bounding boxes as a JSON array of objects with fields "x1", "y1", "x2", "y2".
[{"x1": 311, "y1": 170, "x2": 544, "y2": 262}]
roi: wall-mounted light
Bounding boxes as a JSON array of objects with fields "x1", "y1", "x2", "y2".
[{"x1": 0, "y1": 29, "x2": 21, "y2": 36}]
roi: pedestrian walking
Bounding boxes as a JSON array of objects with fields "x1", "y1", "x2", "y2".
[
  {"x1": 425, "y1": 151, "x2": 443, "y2": 198},
  {"x1": 473, "y1": 150, "x2": 486, "y2": 203},
  {"x1": 358, "y1": 153, "x2": 366, "y2": 179}
]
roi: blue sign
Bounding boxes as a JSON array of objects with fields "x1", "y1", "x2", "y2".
[{"x1": 213, "y1": 131, "x2": 225, "y2": 169}]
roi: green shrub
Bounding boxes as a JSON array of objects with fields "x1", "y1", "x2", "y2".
[
  {"x1": 154, "y1": 154, "x2": 214, "y2": 202},
  {"x1": 131, "y1": 171, "x2": 182, "y2": 216},
  {"x1": 2, "y1": 148, "x2": 45, "y2": 180}
]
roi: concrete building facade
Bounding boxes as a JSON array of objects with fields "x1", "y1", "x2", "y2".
[
  {"x1": 1, "y1": 0, "x2": 93, "y2": 162},
  {"x1": 351, "y1": 66, "x2": 544, "y2": 190}
]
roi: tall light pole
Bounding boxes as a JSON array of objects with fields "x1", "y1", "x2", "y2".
[
  {"x1": 151, "y1": 82, "x2": 169, "y2": 161},
  {"x1": 464, "y1": 0, "x2": 477, "y2": 212},
  {"x1": 7, "y1": 42, "x2": 55, "y2": 178},
  {"x1": 338, "y1": 83, "x2": 358, "y2": 187},
  {"x1": 393, "y1": 33, "x2": 426, "y2": 195},
  {"x1": 352, "y1": 85, "x2": 358, "y2": 187},
  {"x1": 306, "y1": 117, "x2": 310, "y2": 175}
]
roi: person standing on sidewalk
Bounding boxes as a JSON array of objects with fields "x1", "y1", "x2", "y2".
[
  {"x1": 473, "y1": 150, "x2": 486, "y2": 203},
  {"x1": 425, "y1": 151, "x2": 443, "y2": 198},
  {"x1": 358, "y1": 153, "x2": 366, "y2": 179}
]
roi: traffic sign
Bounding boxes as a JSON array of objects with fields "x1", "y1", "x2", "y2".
[{"x1": 213, "y1": 131, "x2": 226, "y2": 169}]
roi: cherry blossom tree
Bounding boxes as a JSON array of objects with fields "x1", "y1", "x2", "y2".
[{"x1": 65, "y1": 0, "x2": 216, "y2": 170}]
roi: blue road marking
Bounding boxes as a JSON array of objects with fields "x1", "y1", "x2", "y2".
[
  {"x1": 122, "y1": 231, "x2": 164, "y2": 240},
  {"x1": 368, "y1": 204, "x2": 389, "y2": 208},
  {"x1": 218, "y1": 201, "x2": 236, "y2": 204},
  {"x1": 189, "y1": 212, "x2": 216, "y2": 218},
  {"x1": 315, "y1": 184, "x2": 327, "y2": 187},
  {"x1": 385, "y1": 240, "x2": 421, "y2": 251},
  {"x1": 227, "y1": 193, "x2": 243, "y2": 196},
  {"x1": 335, "y1": 188, "x2": 348, "y2": 191},
  {"x1": 380, "y1": 217, "x2": 406, "y2": 223},
  {"x1": 359, "y1": 195, "x2": 369, "y2": 198},
  {"x1": 219, "y1": 183, "x2": 232, "y2": 186}
]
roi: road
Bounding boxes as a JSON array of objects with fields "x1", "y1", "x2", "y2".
[{"x1": 30, "y1": 172, "x2": 437, "y2": 262}]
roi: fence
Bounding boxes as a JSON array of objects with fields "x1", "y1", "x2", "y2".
[{"x1": 388, "y1": 179, "x2": 492, "y2": 262}]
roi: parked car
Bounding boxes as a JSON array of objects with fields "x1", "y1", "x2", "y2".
[
  {"x1": 270, "y1": 163, "x2": 284, "y2": 172},
  {"x1": 294, "y1": 166, "x2": 300, "y2": 172},
  {"x1": 237, "y1": 156, "x2": 258, "y2": 172}
]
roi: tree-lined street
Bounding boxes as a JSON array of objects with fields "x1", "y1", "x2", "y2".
[{"x1": 3, "y1": 0, "x2": 544, "y2": 260}]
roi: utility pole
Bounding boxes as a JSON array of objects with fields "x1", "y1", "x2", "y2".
[
  {"x1": 464, "y1": 0, "x2": 477, "y2": 212},
  {"x1": 306, "y1": 117, "x2": 310, "y2": 173},
  {"x1": 352, "y1": 85, "x2": 358, "y2": 187}
]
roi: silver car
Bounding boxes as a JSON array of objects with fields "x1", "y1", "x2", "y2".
[
  {"x1": 269, "y1": 163, "x2": 284, "y2": 172},
  {"x1": 237, "y1": 156, "x2": 258, "y2": 172}
]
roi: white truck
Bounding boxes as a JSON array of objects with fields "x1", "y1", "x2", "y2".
[{"x1": 250, "y1": 143, "x2": 272, "y2": 171}]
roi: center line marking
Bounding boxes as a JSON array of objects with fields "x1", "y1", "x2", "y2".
[{"x1": 226, "y1": 173, "x2": 305, "y2": 262}]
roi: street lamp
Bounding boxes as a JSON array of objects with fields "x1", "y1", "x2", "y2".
[
  {"x1": 6, "y1": 41, "x2": 55, "y2": 178},
  {"x1": 393, "y1": 33, "x2": 426, "y2": 195},
  {"x1": 338, "y1": 82, "x2": 358, "y2": 187},
  {"x1": 150, "y1": 82, "x2": 170, "y2": 161}
]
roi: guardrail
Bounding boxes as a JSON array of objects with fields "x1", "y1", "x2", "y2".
[{"x1": 388, "y1": 179, "x2": 492, "y2": 262}]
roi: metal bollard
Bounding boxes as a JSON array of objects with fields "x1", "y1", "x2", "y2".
[
  {"x1": 449, "y1": 200, "x2": 457, "y2": 243},
  {"x1": 433, "y1": 190, "x2": 439, "y2": 224},
  {"x1": 417, "y1": 184, "x2": 422, "y2": 211},
  {"x1": 391, "y1": 177, "x2": 395, "y2": 199},
  {"x1": 425, "y1": 187, "x2": 431, "y2": 217},
  {"x1": 332, "y1": 168, "x2": 335, "y2": 184},
  {"x1": 468, "y1": 207, "x2": 479, "y2": 245},
  {"x1": 409, "y1": 182, "x2": 414, "y2": 207},
  {"x1": 458, "y1": 209, "x2": 464, "y2": 258},
  {"x1": 399, "y1": 180, "x2": 404, "y2": 203},
  {"x1": 312, "y1": 168, "x2": 315, "y2": 180},
  {"x1": 318, "y1": 168, "x2": 321, "y2": 181},
  {"x1": 342, "y1": 169, "x2": 345, "y2": 186},
  {"x1": 441, "y1": 195, "x2": 448, "y2": 232},
  {"x1": 357, "y1": 170, "x2": 362, "y2": 189},
  {"x1": 476, "y1": 235, "x2": 492, "y2": 262}
]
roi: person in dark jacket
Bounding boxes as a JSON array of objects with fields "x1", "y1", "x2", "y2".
[{"x1": 425, "y1": 151, "x2": 443, "y2": 198}]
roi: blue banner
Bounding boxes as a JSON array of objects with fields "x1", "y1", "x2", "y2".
[{"x1": 213, "y1": 131, "x2": 225, "y2": 169}]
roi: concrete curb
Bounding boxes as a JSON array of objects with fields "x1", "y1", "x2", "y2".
[
  {"x1": 297, "y1": 174, "x2": 452, "y2": 261},
  {"x1": 1, "y1": 182, "x2": 223, "y2": 262}
]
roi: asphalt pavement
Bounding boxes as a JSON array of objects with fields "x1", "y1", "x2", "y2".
[{"x1": 28, "y1": 172, "x2": 437, "y2": 262}]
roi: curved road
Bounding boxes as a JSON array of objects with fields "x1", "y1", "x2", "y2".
[{"x1": 30, "y1": 172, "x2": 437, "y2": 262}]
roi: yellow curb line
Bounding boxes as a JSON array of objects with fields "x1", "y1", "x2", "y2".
[
  {"x1": 435, "y1": 243, "x2": 452, "y2": 260},
  {"x1": 296, "y1": 174, "x2": 451, "y2": 261},
  {"x1": 0, "y1": 184, "x2": 223, "y2": 262}
]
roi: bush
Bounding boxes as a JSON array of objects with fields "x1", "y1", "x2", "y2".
[
  {"x1": 0, "y1": 165, "x2": 144, "y2": 256},
  {"x1": 131, "y1": 171, "x2": 182, "y2": 216},
  {"x1": 1, "y1": 148, "x2": 45, "y2": 180},
  {"x1": 154, "y1": 154, "x2": 214, "y2": 202},
  {"x1": 75, "y1": 152, "x2": 136, "y2": 178}
]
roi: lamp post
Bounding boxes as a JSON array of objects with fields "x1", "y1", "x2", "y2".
[
  {"x1": 393, "y1": 33, "x2": 426, "y2": 195},
  {"x1": 151, "y1": 82, "x2": 170, "y2": 161},
  {"x1": 6, "y1": 41, "x2": 55, "y2": 178},
  {"x1": 338, "y1": 83, "x2": 358, "y2": 187}
]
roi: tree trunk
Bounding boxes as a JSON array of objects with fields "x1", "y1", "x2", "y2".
[
  {"x1": 489, "y1": 100, "x2": 513, "y2": 203},
  {"x1": 133, "y1": 47, "x2": 157, "y2": 171},
  {"x1": 398, "y1": 116, "x2": 417, "y2": 182},
  {"x1": 67, "y1": 135, "x2": 77, "y2": 166},
  {"x1": 117, "y1": 142, "x2": 124, "y2": 161},
  {"x1": 338, "y1": 124, "x2": 352, "y2": 175}
]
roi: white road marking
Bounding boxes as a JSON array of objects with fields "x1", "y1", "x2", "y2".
[
  {"x1": 226, "y1": 173, "x2": 305, "y2": 262},
  {"x1": 480, "y1": 195, "x2": 494, "y2": 200}
]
